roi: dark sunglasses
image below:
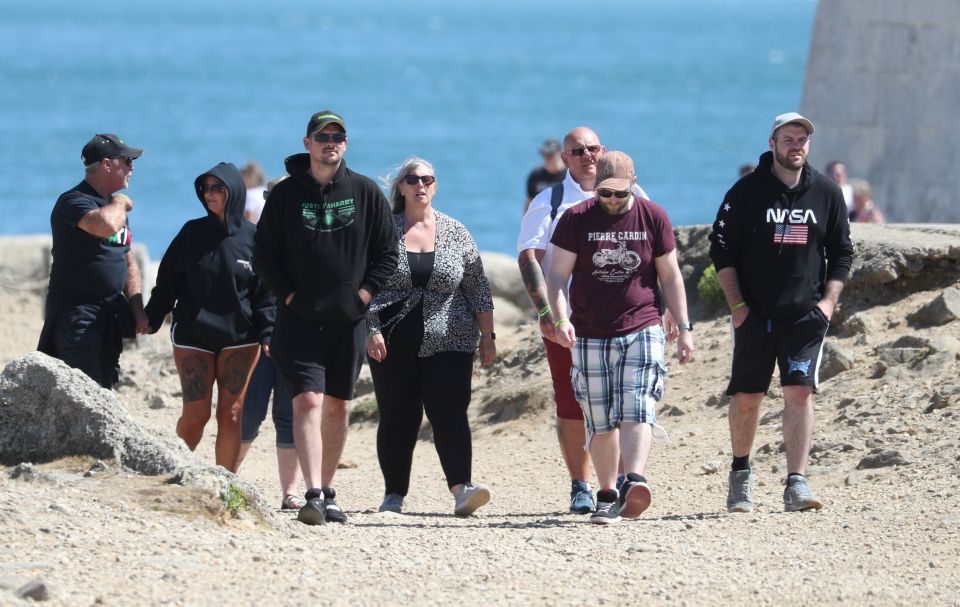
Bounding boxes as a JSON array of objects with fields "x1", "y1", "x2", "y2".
[
  {"x1": 112, "y1": 156, "x2": 134, "y2": 167},
  {"x1": 403, "y1": 174, "x2": 436, "y2": 186},
  {"x1": 568, "y1": 145, "x2": 602, "y2": 157},
  {"x1": 596, "y1": 188, "x2": 630, "y2": 199},
  {"x1": 200, "y1": 183, "x2": 227, "y2": 193},
  {"x1": 312, "y1": 132, "x2": 347, "y2": 143}
]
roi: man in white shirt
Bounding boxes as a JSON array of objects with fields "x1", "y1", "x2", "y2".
[{"x1": 516, "y1": 126, "x2": 661, "y2": 514}]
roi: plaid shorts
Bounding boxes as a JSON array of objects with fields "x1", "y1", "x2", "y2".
[{"x1": 571, "y1": 325, "x2": 666, "y2": 435}]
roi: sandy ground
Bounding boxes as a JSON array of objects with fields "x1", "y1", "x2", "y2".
[{"x1": 2, "y1": 281, "x2": 960, "y2": 606}]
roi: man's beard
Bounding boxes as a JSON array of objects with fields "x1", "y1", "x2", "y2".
[{"x1": 775, "y1": 149, "x2": 805, "y2": 171}]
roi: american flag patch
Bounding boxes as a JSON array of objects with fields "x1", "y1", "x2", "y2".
[{"x1": 773, "y1": 224, "x2": 808, "y2": 245}]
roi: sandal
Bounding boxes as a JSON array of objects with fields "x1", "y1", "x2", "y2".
[{"x1": 281, "y1": 494, "x2": 306, "y2": 511}]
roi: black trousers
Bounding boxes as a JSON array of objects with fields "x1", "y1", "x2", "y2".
[{"x1": 368, "y1": 335, "x2": 475, "y2": 495}]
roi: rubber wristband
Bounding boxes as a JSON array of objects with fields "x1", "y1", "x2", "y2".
[
  {"x1": 538, "y1": 305, "x2": 551, "y2": 318},
  {"x1": 731, "y1": 301, "x2": 747, "y2": 311},
  {"x1": 554, "y1": 318, "x2": 570, "y2": 327}
]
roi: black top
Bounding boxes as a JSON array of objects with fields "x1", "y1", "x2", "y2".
[
  {"x1": 47, "y1": 179, "x2": 130, "y2": 304},
  {"x1": 526, "y1": 166, "x2": 566, "y2": 199},
  {"x1": 708, "y1": 151, "x2": 854, "y2": 320},
  {"x1": 253, "y1": 155, "x2": 399, "y2": 324},
  {"x1": 407, "y1": 251, "x2": 435, "y2": 288},
  {"x1": 145, "y1": 162, "x2": 275, "y2": 346}
]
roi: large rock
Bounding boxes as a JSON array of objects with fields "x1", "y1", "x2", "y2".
[
  {"x1": 481, "y1": 251, "x2": 529, "y2": 311},
  {"x1": 0, "y1": 352, "x2": 279, "y2": 524},
  {"x1": 0, "y1": 352, "x2": 192, "y2": 473},
  {"x1": 820, "y1": 341, "x2": 855, "y2": 381},
  {"x1": 909, "y1": 286, "x2": 960, "y2": 327}
]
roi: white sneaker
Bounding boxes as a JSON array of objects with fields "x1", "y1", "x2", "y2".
[{"x1": 454, "y1": 482, "x2": 490, "y2": 516}]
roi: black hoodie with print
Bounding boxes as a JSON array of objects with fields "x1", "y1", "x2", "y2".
[
  {"x1": 708, "y1": 151, "x2": 854, "y2": 320},
  {"x1": 145, "y1": 162, "x2": 275, "y2": 345},
  {"x1": 253, "y1": 154, "x2": 398, "y2": 324}
]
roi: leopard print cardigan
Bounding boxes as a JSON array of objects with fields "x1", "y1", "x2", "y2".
[{"x1": 368, "y1": 210, "x2": 494, "y2": 357}]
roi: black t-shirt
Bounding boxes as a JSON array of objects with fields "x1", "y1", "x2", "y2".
[
  {"x1": 526, "y1": 167, "x2": 566, "y2": 199},
  {"x1": 48, "y1": 180, "x2": 130, "y2": 303}
]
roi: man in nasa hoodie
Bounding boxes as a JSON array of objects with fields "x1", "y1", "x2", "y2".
[{"x1": 708, "y1": 112, "x2": 853, "y2": 514}]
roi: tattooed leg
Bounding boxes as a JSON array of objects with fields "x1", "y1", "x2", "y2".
[
  {"x1": 173, "y1": 347, "x2": 215, "y2": 451},
  {"x1": 214, "y1": 344, "x2": 260, "y2": 472}
]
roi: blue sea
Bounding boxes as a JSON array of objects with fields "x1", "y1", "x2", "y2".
[{"x1": 1, "y1": 0, "x2": 816, "y2": 258}]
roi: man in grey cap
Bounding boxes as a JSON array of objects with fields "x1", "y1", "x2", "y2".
[
  {"x1": 38, "y1": 133, "x2": 150, "y2": 388},
  {"x1": 524, "y1": 139, "x2": 566, "y2": 213},
  {"x1": 708, "y1": 112, "x2": 853, "y2": 513}
]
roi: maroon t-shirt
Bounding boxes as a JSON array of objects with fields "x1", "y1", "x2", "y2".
[{"x1": 550, "y1": 196, "x2": 675, "y2": 338}]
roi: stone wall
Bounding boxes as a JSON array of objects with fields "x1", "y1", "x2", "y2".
[{"x1": 801, "y1": 0, "x2": 960, "y2": 222}]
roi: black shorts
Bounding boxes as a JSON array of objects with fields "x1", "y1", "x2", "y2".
[
  {"x1": 727, "y1": 307, "x2": 830, "y2": 395},
  {"x1": 269, "y1": 309, "x2": 366, "y2": 400},
  {"x1": 170, "y1": 322, "x2": 258, "y2": 355}
]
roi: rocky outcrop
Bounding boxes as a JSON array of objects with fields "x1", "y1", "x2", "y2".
[
  {"x1": 0, "y1": 352, "x2": 192, "y2": 473},
  {"x1": 481, "y1": 251, "x2": 529, "y2": 311},
  {"x1": 0, "y1": 352, "x2": 277, "y2": 524},
  {"x1": 675, "y1": 224, "x2": 960, "y2": 319}
]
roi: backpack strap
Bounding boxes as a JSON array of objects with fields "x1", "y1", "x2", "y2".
[{"x1": 548, "y1": 183, "x2": 564, "y2": 222}]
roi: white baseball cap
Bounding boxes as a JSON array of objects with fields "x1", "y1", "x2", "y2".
[{"x1": 770, "y1": 112, "x2": 815, "y2": 138}]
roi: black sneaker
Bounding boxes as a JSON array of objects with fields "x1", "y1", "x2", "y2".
[
  {"x1": 322, "y1": 487, "x2": 348, "y2": 524},
  {"x1": 590, "y1": 489, "x2": 621, "y2": 525},
  {"x1": 296, "y1": 495, "x2": 326, "y2": 526},
  {"x1": 618, "y1": 473, "x2": 652, "y2": 519}
]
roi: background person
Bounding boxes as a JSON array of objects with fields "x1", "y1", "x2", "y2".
[
  {"x1": 38, "y1": 133, "x2": 150, "y2": 388},
  {"x1": 236, "y1": 175, "x2": 304, "y2": 510},
  {"x1": 367, "y1": 157, "x2": 495, "y2": 517},
  {"x1": 145, "y1": 162, "x2": 274, "y2": 473},
  {"x1": 849, "y1": 178, "x2": 886, "y2": 223},
  {"x1": 524, "y1": 138, "x2": 566, "y2": 213},
  {"x1": 241, "y1": 160, "x2": 268, "y2": 224},
  {"x1": 825, "y1": 160, "x2": 854, "y2": 216}
]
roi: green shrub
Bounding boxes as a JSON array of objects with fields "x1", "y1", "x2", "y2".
[
  {"x1": 697, "y1": 264, "x2": 726, "y2": 310},
  {"x1": 224, "y1": 483, "x2": 247, "y2": 515}
]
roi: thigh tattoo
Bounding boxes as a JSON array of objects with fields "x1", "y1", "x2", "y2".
[
  {"x1": 179, "y1": 355, "x2": 210, "y2": 402},
  {"x1": 221, "y1": 348, "x2": 256, "y2": 395}
]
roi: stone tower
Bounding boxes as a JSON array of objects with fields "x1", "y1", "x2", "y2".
[{"x1": 801, "y1": 1, "x2": 960, "y2": 222}]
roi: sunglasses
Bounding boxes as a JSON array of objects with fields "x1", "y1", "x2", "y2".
[
  {"x1": 596, "y1": 188, "x2": 630, "y2": 199},
  {"x1": 112, "y1": 156, "x2": 134, "y2": 167},
  {"x1": 403, "y1": 174, "x2": 436, "y2": 186},
  {"x1": 200, "y1": 183, "x2": 227, "y2": 193},
  {"x1": 312, "y1": 132, "x2": 346, "y2": 143},
  {"x1": 568, "y1": 145, "x2": 602, "y2": 157}
]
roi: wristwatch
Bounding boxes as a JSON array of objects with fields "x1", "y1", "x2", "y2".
[
  {"x1": 481, "y1": 332, "x2": 496, "y2": 340},
  {"x1": 677, "y1": 322, "x2": 693, "y2": 332}
]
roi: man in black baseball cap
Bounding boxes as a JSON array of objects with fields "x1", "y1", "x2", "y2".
[
  {"x1": 305, "y1": 111, "x2": 346, "y2": 137},
  {"x1": 254, "y1": 110, "x2": 398, "y2": 525},
  {"x1": 37, "y1": 133, "x2": 149, "y2": 388},
  {"x1": 81, "y1": 133, "x2": 144, "y2": 165}
]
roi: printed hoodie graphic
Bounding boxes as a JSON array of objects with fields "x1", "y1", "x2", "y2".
[
  {"x1": 708, "y1": 151, "x2": 853, "y2": 320},
  {"x1": 145, "y1": 162, "x2": 275, "y2": 345}
]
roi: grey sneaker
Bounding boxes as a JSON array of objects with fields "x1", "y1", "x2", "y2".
[
  {"x1": 727, "y1": 469, "x2": 754, "y2": 513},
  {"x1": 454, "y1": 482, "x2": 490, "y2": 516},
  {"x1": 590, "y1": 489, "x2": 620, "y2": 525},
  {"x1": 783, "y1": 475, "x2": 823, "y2": 512},
  {"x1": 379, "y1": 493, "x2": 404, "y2": 513}
]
